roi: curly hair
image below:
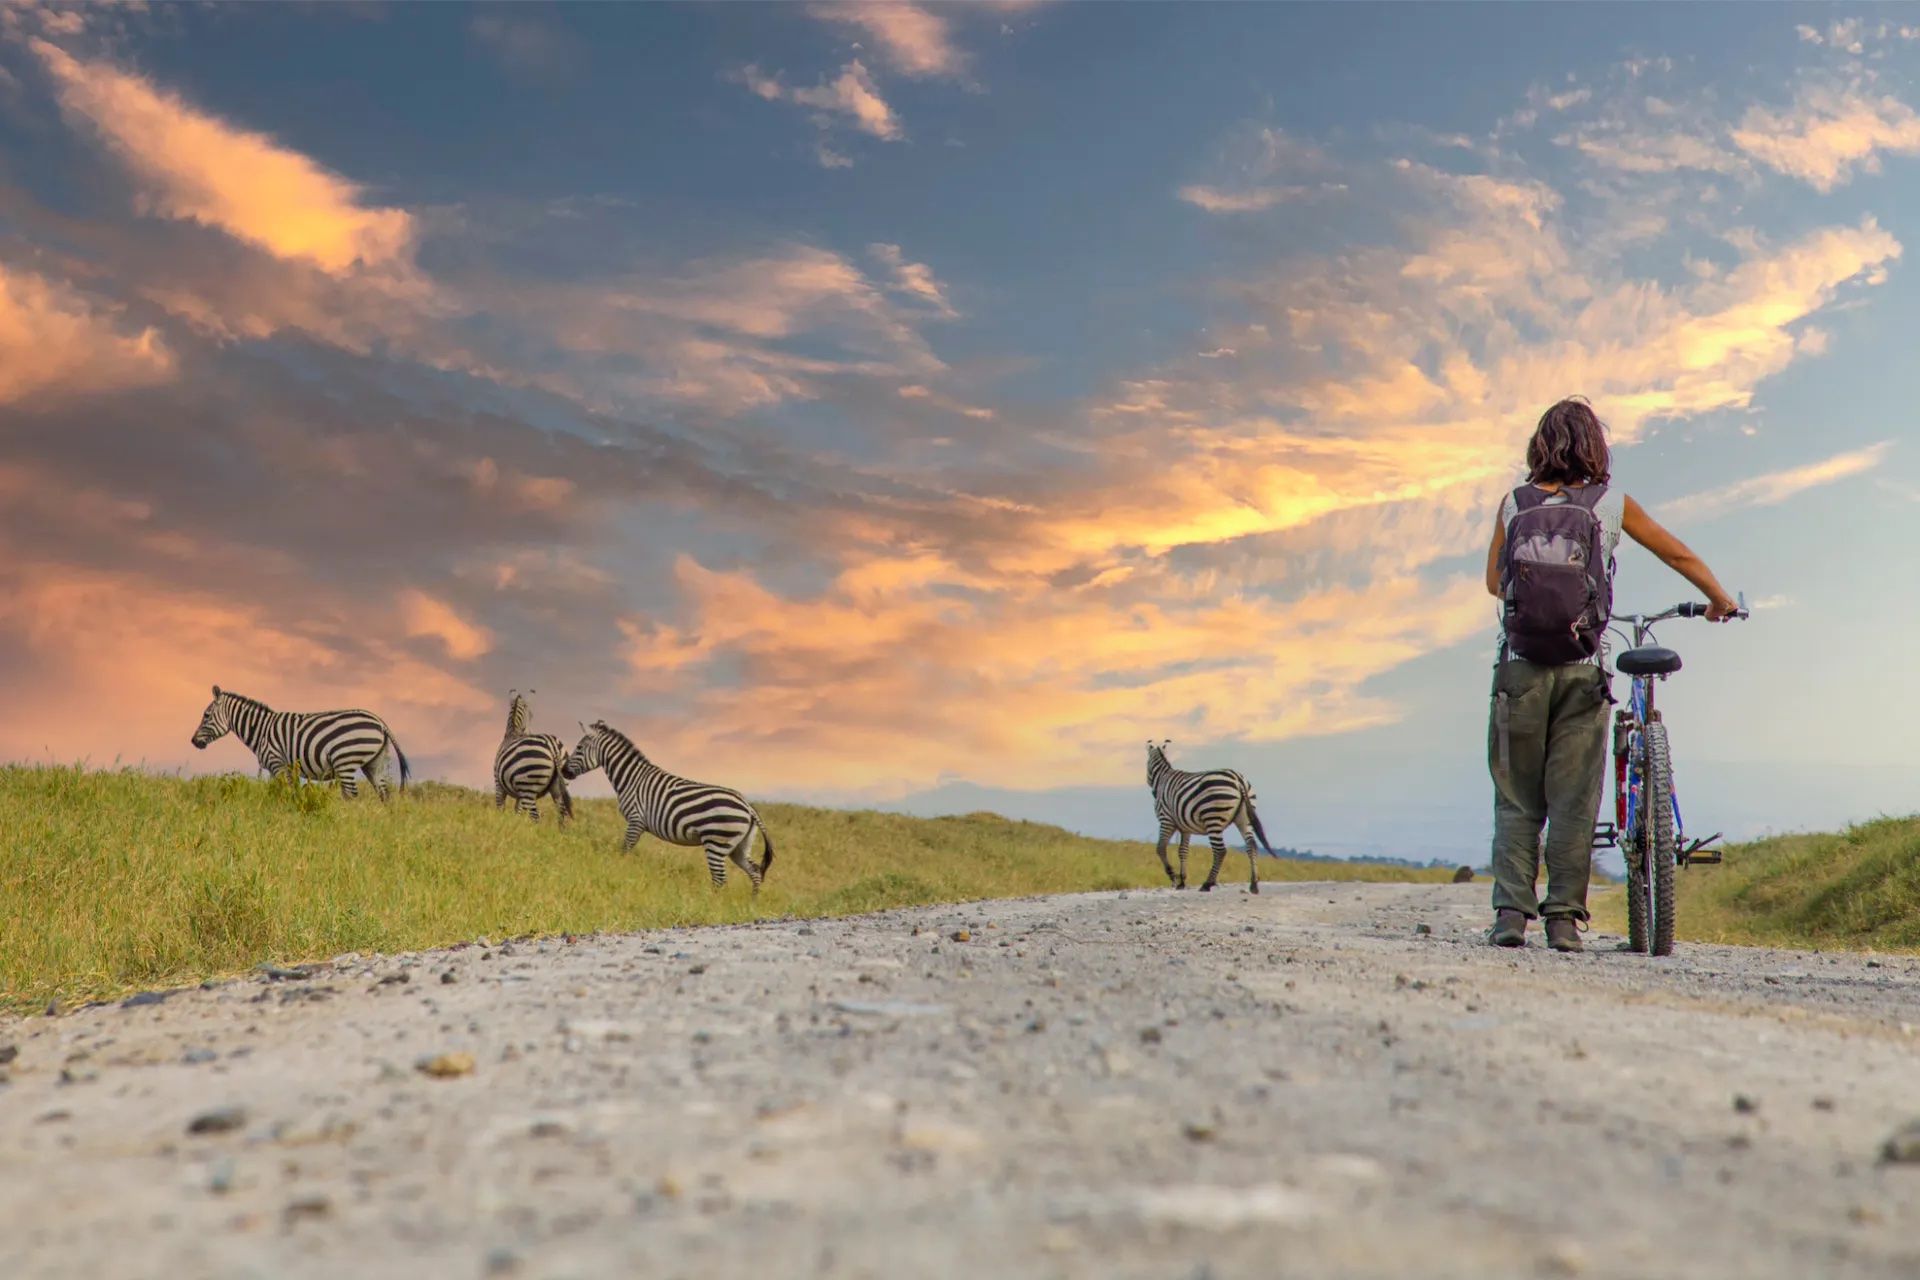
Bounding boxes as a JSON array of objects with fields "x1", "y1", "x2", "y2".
[{"x1": 1526, "y1": 397, "x2": 1611, "y2": 486}]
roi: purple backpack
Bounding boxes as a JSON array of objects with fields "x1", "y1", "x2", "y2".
[{"x1": 1499, "y1": 484, "x2": 1612, "y2": 665}]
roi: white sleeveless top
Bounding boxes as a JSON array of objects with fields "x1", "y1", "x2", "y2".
[{"x1": 1493, "y1": 484, "x2": 1626, "y2": 666}]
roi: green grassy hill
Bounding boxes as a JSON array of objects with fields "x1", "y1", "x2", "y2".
[
  {"x1": 1594, "y1": 815, "x2": 1920, "y2": 953},
  {"x1": 0, "y1": 765, "x2": 1449, "y2": 1011}
]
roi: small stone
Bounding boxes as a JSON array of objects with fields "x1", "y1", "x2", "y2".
[
  {"x1": 951, "y1": 930, "x2": 971, "y2": 943},
  {"x1": 416, "y1": 1052, "x2": 476, "y2": 1079},
  {"x1": 283, "y1": 1194, "x2": 332, "y2": 1222},
  {"x1": 1733, "y1": 1094, "x2": 1760, "y2": 1114},
  {"x1": 0, "y1": 1045, "x2": 16, "y2": 1066},
  {"x1": 441, "y1": 971, "x2": 457, "y2": 985},
  {"x1": 376, "y1": 972, "x2": 409, "y2": 987},
  {"x1": 655, "y1": 1174, "x2": 684, "y2": 1200},
  {"x1": 688, "y1": 964, "x2": 707, "y2": 975},
  {"x1": 1414, "y1": 924, "x2": 1433, "y2": 935},
  {"x1": 1849, "y1": 1204, "x2": 1883, "y2": 1225},
  {"x1": 188, "y1": 1106, "x2": 248, "y2": 1136},
  {"x1": 484, "y1": 1248, "x2": 522, "y2": 1276},
  {"x1": 1879, "y1": 1120, "x2": 1920, "y2": 1164},
  {"x1": 182, "y1": 1048, "x2": 218, "y2": 1065},
  {"x1": 1813, "y1": 1097, "x2": 1837, "y2": 1112},
  {"x1": 208, "y1": 1157, "x2": 236, "y2": 1194},
  {"x1": 1182, "y1": 1120, "x2": 1218, "y2": 1142},
  {"x1": 898, "y1": 1120, "x2": 986, "y2": 1154},
  {"x1": 1139, "y1": 1026, "x2": 1163, "y2": 1045},
  {"x1": 1539, "y1": 1240, "x2": 1588, "y2": 1276}
]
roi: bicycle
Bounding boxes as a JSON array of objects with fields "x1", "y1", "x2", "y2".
[{"x1": 1591, "y1": 593, "x2": 1749, "y2": 956}]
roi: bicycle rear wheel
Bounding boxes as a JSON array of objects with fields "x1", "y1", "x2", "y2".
[{"x1": 1641, "y1": 722, "x2": 1677, "y2": 956}]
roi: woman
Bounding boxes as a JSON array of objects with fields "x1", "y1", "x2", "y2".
[{"x1": 1484, "y1": 397, "x2": 1738, "y2": 952}]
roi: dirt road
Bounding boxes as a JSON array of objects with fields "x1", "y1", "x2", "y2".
[{"x1": 4, "y1": 882, "x2": 1918, "y2": 1279}]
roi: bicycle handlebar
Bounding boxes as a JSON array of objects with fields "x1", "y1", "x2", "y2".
[{"x1": 1673, "y1": 595, "x2": 1750, "y2": 621}]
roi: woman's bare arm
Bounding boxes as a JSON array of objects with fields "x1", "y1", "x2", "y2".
[
  {"x1": 1621, "y1": 495, "x2": 1739, "y2": 620},
  {"x1": 1485, "y1": 505, "x2": 1505, "y2": 596}
]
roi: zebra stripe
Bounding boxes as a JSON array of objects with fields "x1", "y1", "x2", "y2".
[
  {"x1": 563, "y1": 721, "x2": 774, "y2": 891},
  {"x1": 1145, "y1": 740, "x2": 1276, "y2": 893},
  {"x1": 190, "y1": 685, "x2": 410, "y2": 800},
  {"x1": 493, "y1": 691, "x2": 572, "y2": 824}
]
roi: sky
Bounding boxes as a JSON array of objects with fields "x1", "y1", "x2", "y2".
[{"x1": 4, "y1": 2, "x2": 1920, "y2": 863}]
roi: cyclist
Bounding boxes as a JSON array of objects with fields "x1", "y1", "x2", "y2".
[{"x1": 1485, "y1": 397, "x2": 1739, "y2": 952}]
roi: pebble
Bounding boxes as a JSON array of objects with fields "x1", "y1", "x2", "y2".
[
  {"x1": 441, "y1": 971, "x2": 458, "y2": 985},
  {"x1": 187, "y1": 1106, "x2": 249, "y2": 1136},
  {"x1": 1879, "y1": 1120, "x2": 1920, "y2": 1164},
  {"x1": 484, "y1": 1248, "x2": 522, "y2": 1276},
  {"x1": 283, "y1": 1195, "x2": 332, "y2": 1222},
  {"x1": 1414, "y1": 924, "x2": 1433, "y2": 935},
  {"x1": 416, "y1": 1052, "x2": 476, "y2": 1079},
  {"x1": 1733, "y1": 1094, "x2": 1759, "y2": 1115},
  {"x1": 951, "y1": 930, "x2": 971, "y2": 943},
  {"x1": 207, "y1": 1157, "x2": 236, "y2": 1194},
  {"x1": 0, "y1": 1044, "x2": 16, "y2": 1066},
  {"x1": 1139, "y1": 1026, "x2": 1163, "y2": 1045},
  {"x1": 1182, "y1": 1120, "x2": 1218, "y2": 1143},
  {"x1": 182, "y1": 1048, "x2": 219, "y2": 1065}
]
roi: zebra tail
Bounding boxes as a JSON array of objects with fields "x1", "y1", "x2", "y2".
[
  {"x1": 756, "y1": 815, "x2": 775, "y2": 878},
  {"x1": 1248, "y1": 801, "x2": 1278, "y2": 858},
  {"x1": 390, "y1": 732, "x2": 412, "y2": 791}
]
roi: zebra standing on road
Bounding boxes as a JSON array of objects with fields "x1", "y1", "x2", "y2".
[
  {"x1": 1146, "y1": 740, "x2": 1277, "y2": 894},
  {"x1": 190, "y1": 685, "x2": 410, "y2": 799},
  {"x1": 562, "y1": 721, "x2": 774, "y2": 891},
  {"x1": 494, "y1": 690, "x2": 573, "y2": 824}
]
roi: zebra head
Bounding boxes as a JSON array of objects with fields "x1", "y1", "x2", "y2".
[
  {"x1": 1146, "y1": 739, "x2": 1172, "y2": 782},
  {"x1": 562, "y1": 720, "x2": 608, "y2": 780},
  {"x1": 506, "y1": 689, "x2": 531, "y2": 737},
  {"x1": 191, "y1": 686, "x2": 231, "y2": 749}
]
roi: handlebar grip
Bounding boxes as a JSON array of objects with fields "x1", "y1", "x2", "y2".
[{"x1": 1677, "y1": 602, "x2": 1705, "y2": 618}]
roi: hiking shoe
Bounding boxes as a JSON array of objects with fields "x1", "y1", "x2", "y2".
[
  {"x1": 1489, "y1": 909, "x2": 1528, "y2": 948},
  {"x1": 1545, "y1": 917, "x2": 1583, "y2": 953}
]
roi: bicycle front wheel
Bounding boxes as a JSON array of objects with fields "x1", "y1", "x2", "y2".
[{"x1": 1641, "y1": 721, "x2": 1678, "y2": 956}]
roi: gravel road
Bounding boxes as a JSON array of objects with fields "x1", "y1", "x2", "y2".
[{"x1": 4, "y1": 881, "x2": 1919, "y2": 1279}]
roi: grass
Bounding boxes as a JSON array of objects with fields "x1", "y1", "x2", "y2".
[
  {"x1": 1592, "y1": 814, "x2": 1920, "y2": 954},
  {"x1": 0, "y1": 764, "x2": 1450, "y2": 1011}
]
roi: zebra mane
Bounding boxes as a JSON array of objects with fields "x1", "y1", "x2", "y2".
[
  {"x1": 594, "y1": 721, "x2": 649, "y2": 761},
  {"x1": 506, "y1": 691, "x2": 530, "y2": 735},
  {"x1": 220, "y1": 689, "x2": 272, "y2": 713}
]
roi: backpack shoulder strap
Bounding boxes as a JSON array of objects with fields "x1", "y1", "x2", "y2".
[
  {"x1": 1568, "y1": 482, "x2": 1609, "y2": 510},
  {"x1": 1509, "y1": 485, "x2": 1548, "y2": 514}
]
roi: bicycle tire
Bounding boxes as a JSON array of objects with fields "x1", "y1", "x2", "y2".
[
  {"x1": 1642, "y1": 721, "x2": 1677, "y2": 956},
  {"x1": 1625, "y1": 835, "x2": 1649, "y2": 955}
]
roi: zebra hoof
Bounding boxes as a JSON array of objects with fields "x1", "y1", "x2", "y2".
[
  {"x1": 1199, "y1": 883, "x2": 1216, "y2": 893},
  {"x1": 1250, "y1": 884, "x2": 1261, "y2": 895}
]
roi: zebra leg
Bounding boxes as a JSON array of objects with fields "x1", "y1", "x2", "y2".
[
  {"x1": 622, "y1": 819, "x2": 644, "y2": 852},
  {"x1": 363, "y1": 744, "x2": 394, "y2": 801},
  {"x1": 1238, "y1": 812, "x2": 1261, "y2": 895},
  {"x1": 494, "y1": 779, "x2": 507, "y2": 810},
  {"x1": 703, "y1": 838, "x2": 729, "y2": 888},
  {"x1": 1199, "y1": 830, "x2": 1229, "y2": 892},
  {"x1": 552, "y1": 780, "x2": 574, "y2": 826},
  {"x1": 337, "y1": 771, "x2": 358, "y2": 800},
  {"x1": 726, "y1": 832, "x2": 764, "y2": 894},
  {"x1": 1154, "y1": 820, "x2": 1178, "y2": 887},
  {"x1": 1177, "y1": 833, "x2": 1191, "y2": 890},
  {"x1": 527, "y1": 798, "x2": 541, "y2": 824}
]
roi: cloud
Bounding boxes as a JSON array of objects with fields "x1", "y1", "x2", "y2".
[
  {"x1": 31, "y1": 41, "x2": 416, "y2": 275},
  {"x1": 868, "y1": 242, "x2": 956, "y2": 316},
  {"x1": 805, "y1": 2, "x2": 966, "y2": 80},
  {"x1": 0, "y1": 262, "x2": 175, "y2": 404},
  {"x1": 1178, "y1": 184, "x2": 1314, "y2": 213},
  {"x1": 399, "y1": 589, "x2": 493, "y2": 661},
  {"x1": 468, "y1": 12, "x2": 585, "y2": 84},
  {"x1": 1732, "y1": 85, "x2": 1920, "y2": 191},
  {"x1": 735, "y1": 59, "x2": 902, "y2": 141},
  {"x1": 1678, "y1": 442, "x2": 1893, "y2": 519}
]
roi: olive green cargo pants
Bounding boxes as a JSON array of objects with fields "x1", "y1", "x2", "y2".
[{"x1": 1488, "y1": 659, "x2": 1609, "y2": 923}]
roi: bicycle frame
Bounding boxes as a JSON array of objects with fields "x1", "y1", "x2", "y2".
[{"x1": 1592, "y1": 605, "x2": 1732, "y2": 866}]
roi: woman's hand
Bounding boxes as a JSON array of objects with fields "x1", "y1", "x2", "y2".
[{"x1": 1706, "y1": 593, "x2": 1740, "y2": 622}]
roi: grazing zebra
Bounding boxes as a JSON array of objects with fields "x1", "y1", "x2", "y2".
[
  {"x1": 190, "y1": 685, "x2": 410, "y2": 800},
  {"x1": 562, "y1": 720, "x2": 774, "y2": 891},
  {"x1": 1146, "y1": 739, "x2": 1277, "y2": 894},
  {"x1": 493, "y1": 690, "x2": 572, "y2": 824}
]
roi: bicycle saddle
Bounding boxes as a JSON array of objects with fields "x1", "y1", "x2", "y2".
[{"x1": 1616, "y1": 646, "x2": 1682, "y2": 676}]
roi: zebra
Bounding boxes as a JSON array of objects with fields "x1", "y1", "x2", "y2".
[
  {"x1": 562, "y1": 720, "x2": 774, "y2": 891},
  {"x1": 1146, "y1": 739, "x2": 1277, "y2": 894},
  {"x1": 190, "y1": 685, "x2": 410, "y2": 800},
  {"x1": 493, "y1": 689, "x2": 572, "y2": 824}
]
